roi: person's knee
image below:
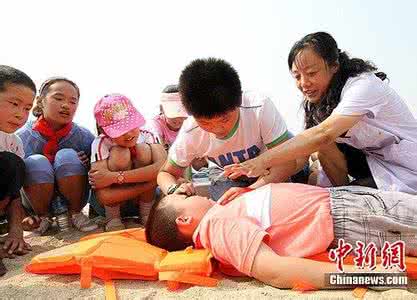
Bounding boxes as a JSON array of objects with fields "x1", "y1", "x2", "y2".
[
  {"x1": 55, "y1": 148, "x2": 79, "y2": 164},
  {"x1": 108, "y1": 146, "x2": 131, "y2": 171},
  {"x1": 54, "y1": 148, "x2": 86, "y2": 179},
  {"x1": 24, "y1": 154, "x2": 54, "y2": 185}
]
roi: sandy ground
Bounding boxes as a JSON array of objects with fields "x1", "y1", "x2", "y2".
[{"x1": 1, "y1": 227, "x2": 417, "y2": 300}]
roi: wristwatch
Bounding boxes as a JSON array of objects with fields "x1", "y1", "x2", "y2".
[
  {"x1": 116, "y1": 171, "x2": 125, "y2": 185},
  {"x1": 167, "y1": 183, "x2": 179, "y2": 195}
]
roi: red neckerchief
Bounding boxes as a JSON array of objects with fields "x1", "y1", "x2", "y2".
[{"x1": 32, "y1": 117, "x2": 73, "y2": 162}]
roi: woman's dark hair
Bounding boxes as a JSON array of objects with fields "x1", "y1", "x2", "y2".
[
  {"x1": 145, "y1": 196, "x2": 192, "y2": 251},
  {"x1": 179, "y1": 58, "x2": 242, "y2": 118},
  {"x1": 0, "y1": 65, "x2": 36, "y2": 94},
  {"x1": 32, "y1": 77, "x2": 80, "y2": 118},
  {"x1": 288, "y1": 32, "x2": 387, "y2": 129}
]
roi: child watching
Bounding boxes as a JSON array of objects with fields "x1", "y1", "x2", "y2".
[
  {"x1": 147, "y1": 84, "x2": 207, "y2": 176},
  {"x1": 0, "y1": 65, "x2": 35, "y2": 275},
  {"x1": 157, "y1": 58, "x2": 303, "y2": 200},
  {"x1": 147, "y1": 84, "x2": 188, "y2": 150},
  {"x1": 89, "y1": 94, "x2": 166, "y2": 231},
  {"x1": 17, "y1": 77, "x2": 98, "y2": 234},
  {"x1": 146, "y1": 183, "x2": 417, "y2": 289}
]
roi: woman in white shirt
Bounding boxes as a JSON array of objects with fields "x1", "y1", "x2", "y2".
[{"x1": 226, "y1": 32, "x2": 417, "y2": 194}]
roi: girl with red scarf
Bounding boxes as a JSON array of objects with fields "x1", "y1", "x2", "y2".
[{"x1": 17, "y1": 77, "x2": 98, "y2": 234}]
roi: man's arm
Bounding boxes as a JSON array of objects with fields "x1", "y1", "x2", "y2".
[{"x1": 251, "y1": 243, "x2": 355, "y2": 289}]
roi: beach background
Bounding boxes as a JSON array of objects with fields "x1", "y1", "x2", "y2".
[{"x1": 1, "y1": 228, "x2": 417, "y2": 299}]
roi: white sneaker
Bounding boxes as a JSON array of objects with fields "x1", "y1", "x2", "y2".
[{"x1": 71, "y1": 213, "x2": 98, "y2": 232}]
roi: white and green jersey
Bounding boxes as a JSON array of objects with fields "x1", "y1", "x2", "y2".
[{"x1": 168, "y1": 91, "x2": 289, "y2": 168}]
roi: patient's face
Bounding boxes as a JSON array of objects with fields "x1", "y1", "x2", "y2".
[{"x1": 165, "y1": 194, "x2": 215, "y2": 223}]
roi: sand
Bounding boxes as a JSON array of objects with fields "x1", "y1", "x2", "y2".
[{"x1": 1, "y1": 229, "x2": 416, "y2": 300}]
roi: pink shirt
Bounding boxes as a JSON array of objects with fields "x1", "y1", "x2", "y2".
[
  {"x1": 193, "y1": 183, "x2": 334, "y2": 276},
  {"x1": 147, "y1": 114, "x2": 179, "y2": 148}
]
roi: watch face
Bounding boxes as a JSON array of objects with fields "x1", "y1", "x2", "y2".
[{"x1": 117, "y1": 173, "x2": 124, "y2": 184}]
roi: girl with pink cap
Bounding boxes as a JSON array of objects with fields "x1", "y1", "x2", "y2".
[{"x1": 89, "y1": 94, "x2": 166, "y2": 231}]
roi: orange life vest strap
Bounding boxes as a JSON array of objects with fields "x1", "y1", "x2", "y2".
[
  {"x1": 80, "y1": 259, "x2": 93, "y2": 288},
  {"x1": 105, "y1": 280, "x2": 117, "y2": 300}
]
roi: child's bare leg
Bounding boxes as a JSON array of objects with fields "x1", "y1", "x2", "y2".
[
  {"x1": 23, "y1": 155, "x2": 55, "y2": 217},
  {"x1": 24, "y1": 184, "x2": 54, "y2": 216},
  {"x1": 317, "y1": 143, "x2": 349, "y2": 186},
  {"x1": 134, "y1": 143, "x2": 156, "y2": 224},
  {"x1": 53, "y1": 149, "x2": 98, "y2": 232},
  {"x1": 57, "y1": 175, "x2": 87, "y2": 214},
  {"x1": 104, "y1": 147, "x2": 132, "y2": 230},
  {"x1": 137, "y1": 188, "x2": 156, "y2": 225},
  {"x1": 108, "y1": 146, "x2": 132, "y2": 172},
  {"x1": 54, "y1": 149, "x2": 89, "y2": 214}
]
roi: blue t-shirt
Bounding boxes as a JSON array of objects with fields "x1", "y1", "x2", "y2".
[{"x1": 17, "y1": 120, "x2": 95, "y2": 158}]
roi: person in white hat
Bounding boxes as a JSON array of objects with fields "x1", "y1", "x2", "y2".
[{"x1": 147, "y1": 85, "x2": 188, "y2": 150}]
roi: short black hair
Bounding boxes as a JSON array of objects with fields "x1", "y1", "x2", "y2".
[
  {"x1": 0, "y1": 152, "x2": 26, "y2": 200},
  {"x1": 0, "y1": 65, "x2": 36, "y2": 94},
  {"x1": 145, "y1": 196, "x2": 192, "y2": 251},
  {"x1": 179, "y1": 58, "x2": 242, "y2": 118},
  {"x1": 162, "y1": 84, "x2": 178, "y2": 93}
]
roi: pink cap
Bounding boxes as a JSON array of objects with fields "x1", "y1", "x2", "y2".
[
  {"x1": 160, "y1": 92, "x2": 188, "y2": 118},
  {"x1": 94, "y1": 94, "x2": 145, "y2": 138}
]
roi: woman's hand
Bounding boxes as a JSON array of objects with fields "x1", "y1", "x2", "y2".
[
  {"x1": 218, "y1": 187, "x2": 252, "y2": 205},
  {"x1": 224, "y1": 156, "x2": 269, "y2": 178},
  {"x1": 88, "y1": 168, "x2": 116, "y2": 189}
]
